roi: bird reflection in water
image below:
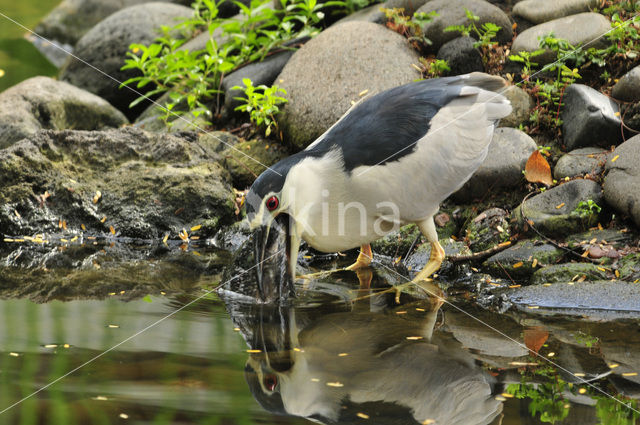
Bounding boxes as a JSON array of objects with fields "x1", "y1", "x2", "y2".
[{"x1": 224, "y1": 279, "x2": 504, "y2": 425}]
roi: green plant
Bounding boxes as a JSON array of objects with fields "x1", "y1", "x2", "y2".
[
  {"x1": 233, "y1": 78, "x2": 288, "y2": 136},
  {"x1": 420, "y1": 58, "x2": 450, "y2": 78},
  {"x1": 121, "y1": 0, "x2": 325, "y2": 127},
  {"x1": 573, "y1": 199, "x2": 602, "y2": 218},
  {"x1": 444, "y1": 9, "x2": 501, "y2": 49},
  {"x1": 508, "y1": 49, "x2": 545, "y2": 78},
  {"x1": 381, "y1": 7, "x2": 438, "y2": 50},
  {"x1": 573, "y1": 331, "x2": 600, "y2": 348}
]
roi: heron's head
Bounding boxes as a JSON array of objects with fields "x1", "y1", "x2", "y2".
[{"x1": 246, "y1": 162, "x2": 299, "y2": 302}]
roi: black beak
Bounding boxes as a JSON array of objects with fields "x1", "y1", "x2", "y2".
[{"x1": 254, "y1": 214, "x2": 295, "y2": 303}]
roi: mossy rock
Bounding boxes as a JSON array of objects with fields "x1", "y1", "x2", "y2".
[
  {"x1": 618, "y1": 253, "x2": 640, "y2": 282},
  {"x1": 530, "y1": 262, "x2": 609, "y2": 285},
  {"x1": 222, "y1": 138, "x2": 291, "y2": 188},
  {"x1": 404, "y1": 238, "x2": 472, "y2": 279},
  {"x1": 483, "y1": 240, "x2": 564, "y2": 281},
  {"x1": 464, "y1": 208, "x2": 510, "y2": 252}
]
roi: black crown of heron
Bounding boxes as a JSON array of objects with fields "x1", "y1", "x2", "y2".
[{"x1": 246, "y1": 72, "x2": 512, "y2": 301}]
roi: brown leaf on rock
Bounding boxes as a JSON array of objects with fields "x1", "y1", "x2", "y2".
[{"x1": 525, "y1": 150, "x2": 553, "y2": 186}]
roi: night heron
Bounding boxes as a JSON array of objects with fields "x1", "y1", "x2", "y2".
[{"x1": 246, "y1": 72, "x2": 511, "y2": 300}]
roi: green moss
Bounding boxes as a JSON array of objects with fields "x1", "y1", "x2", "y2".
[
  {"x1": 530, "y1": 262, "x2": 609, "y2": 285},
  {"x1": 223, "y1": 138, "x2": 291, "y2": 188},
  {"x1": 619, "y1": 253, "x2": 640, "y2": 282}
]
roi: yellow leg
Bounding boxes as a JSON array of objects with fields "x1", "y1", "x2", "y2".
[
  {"x1": 345, "y1": 244, "x2": 372, "y2": 271},
  {"x1": 411, "y1": 217, "x2": 445, "y2": 283}
]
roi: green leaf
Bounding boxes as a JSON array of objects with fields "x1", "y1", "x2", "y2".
[{"x1": 142, "y1": 295, "x2": 153, "y2": 303}]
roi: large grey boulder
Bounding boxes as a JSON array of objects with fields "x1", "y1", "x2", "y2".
[
  {"x1": 561, "y1": 84, "x2": 623, "y2": 150},
  {"x1": 276, "y1": 21, "x2": 421, "y2": 148},
  {"x1": 553, "y1": 147, "x2": 609, "y2": 179},
  {"x1": 337, "y1": 0, "x2": 429, "y2": 25},
  {"x1": 604, "y1": 134, "x2": 640, "y2": 228},
  {"x1": 513, "y1": 179, "x2": 604, "y2": 236},
  {"x1": 513, "y1": 0, "x2": 599, "y2": 24},
  {"x1": 415, "y1": 0, "x2": 513, "y2": 51},
  {"x1": 453, "y1": 128, "x2": 536, "y2": 202},
  {"x1": 59, "y1": 3, "x2": 194, "y2": 120},
  {"x1": 511, "y1": 13, "x2": 611, "y2": 65},
  {"x1": 34, "y1": 0, "x2": 192, "y2": 46},
  {"x1": 436, "y1": 36, "x2": 484, "y2": 76},
  {"x1": 0, "y1": 77, "x2": 128, "y2": 149},
  {"x1": 0, "y1": 128, "x2": 235, "y2": 239},
  {"x1": 612, "y1": 65, "x2": 640, "y2": 103}
]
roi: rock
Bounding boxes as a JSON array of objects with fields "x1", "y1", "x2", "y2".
[
  {"x1": 507, "y1": 280, "x2": 640, "y2": 314},
  {"x1": 513, "y1": 0, "x2": 599, "y2": 24},
  {"x1": 620, "y1": 102, "x2": 640, "y2": 133},
  {"x1": 612, "y1": 65, "x2": 640, "y2": 103},
  {"x1": 513, "y1": 179, "x2": 604, "y2": 236},
  {"x1": 553, "y1": 147, "x2": 610, "y2": 179},
  {"x1": 530, "y1": 262, "x2": 609, "y2": 285},
  {"x1": 453, "y1": 128, "x2": 536, "y2": 202},
  {"x1": 561, "y1": 84, "x2": 623, "y2": 151},
  {"x1": 0, "y1": 77, "x2": 128, "y2": 149},
  {"x1": 499, "y1": 85, "x2": 533, "y2": 128},
  {"x1": 371, "y1": 223, "x2": 421, "y2": 258},
  {"x1": 565, "y1": 228, "x2": 633, "y2": 249},
  {"x1": 511, "y1": 13, "x2": 611, "y2": 65},
  {"x1": 436, "y1": 36, "x2": 484, "y2": 76},
  {"x1": 618, "y1": 253, "x2": 640, "y2": 283},
  {"x1": 604, "y1": 134, "x2": 640, "y2": 227},
  {"x1": 483, "y1": 240, "x2": 564, "y2": 280},
  {"x1": 222, "y1": 138, "x2": 291, "y2": 188},
  {"x1": 0, "y1": 128, "x2": 235, "y2": 239},
  {"x1": 276, "y1": 21, "x2": 421, "y2": 148},
  {"x1": 34, "y1": 0, "x2": 193, "y2": 47},
  {"x1": 464, "y1": 208, "x2": 510, "y2": 252},
  {"x1": 405, "y1": 237, "x2": 471, "y2": 278},
  {"x1": 59, "y1": 3, "x2": 195, "y2": 120},
  {"x1": 415, "y1": 0, "x2": 513, "y2": 51},
  {"x1": 337, "y1": 0, "x2": 429, "y2": 25},
  {"x1": 222, "y1": 50, "x2": 295, "y2": 114}
]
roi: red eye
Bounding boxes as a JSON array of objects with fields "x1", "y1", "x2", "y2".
[
  {"x1": 266, "y1": 195, "x2": 279, "y2": 211},
  {"x1": 264, "y1": 374, "x2": 278, "y2": 391}
]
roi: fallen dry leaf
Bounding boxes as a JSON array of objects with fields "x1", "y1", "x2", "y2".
[
  {"x1": 525, "y1": 150, "x2": 553, "y2": 186},
  {"x1": 524, "y1": 326, "x2": 549, "y2": 353}
]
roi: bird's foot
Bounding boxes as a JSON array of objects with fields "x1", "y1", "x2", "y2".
[{"x1": 344, "y1": 244, "x2": 372, "y2": 271}]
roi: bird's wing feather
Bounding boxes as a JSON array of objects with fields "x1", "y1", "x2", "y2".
[{"x1": 304, "y1": 73, "x2": 511, "y2": 173}]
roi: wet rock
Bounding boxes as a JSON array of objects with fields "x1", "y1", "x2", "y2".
[
  {"x1": 565, "y1": 228, "x2": 634, "y2": 249},
  {"x1": 561, "y1": 84, "x2": 623, "y2": 150},
  {"x1": 530, "y1": 262, "x2": 609, "y2": 285},
  {"x1": 499, "y1": 85, "x2": 533, "y2": 128},
  {"x1": 0, "y1": 241, "x2": 223, "y2": 302},
  {"x1": 436, "y1": 37, "x2": 484, "y2": 76},
  {"x1": 512, "y1": 0, "x2": 599, "y2": 24},
  {"x1": 483, "y1": 240, "x2": 564, "y2": 280},
  {"x1": 453, "y1": 128, "x2": 536, "y2": 202},
  {"x1": 276, "y1": 21, "x2": 421, "y2": 148},
  {"x1": 514, "y1": 179, "x2": 603, "y2": 236},
  {"x1": 404, "y1": 237, "x2": 471, "y2": 278},
  {"x1": 222, "y1": 138, "x2": 291, "y2": 189},
  {"x1": 604, "y1": 134, "x2": 640, "y2": 227},
  {"x1": 612, "y1": 65, "x2": 640, "y2": 103},
  {"x1": 0, "y1": 77, "x2": 128, "y2": 149},
  {"x1": 507, "y1": 280, "x2": 640, "y2": 315},
  {"x1": 511, "y1": 13, "x2": 611, "y2": 65},
  {"x1": 553, "y1": 147, "x2": 609, "y2": 179},
  {"x1": 0, "y1": 128, "x2": 235, "y2": 239},
  {"x1": 464, "y1": 208, "x2": 510, "y2": 252},
  {"x1": 221, "y1": 50, "x2": 295, "y2": 115},
  {"x1": 371, "y1": 224, "x2": 422, "y2": 258},
  {"x1": 415, "y1": 0, "x2": 512, "y2": 51},
  {"x1": 212, "y1": 220, "x2": 251, "y2": 253},
  {"x1": 59, "y1": 3, "x2": 194, "y2": 120},
  {"x1": 34, "y1": 0, "x2": 193, "y2": 47},
  {"x1": 337, "y1": 0, "x2": 429, "y2": 25}
]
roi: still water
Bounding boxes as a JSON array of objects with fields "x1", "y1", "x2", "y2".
[{"x1": 1, "y1": 252, "x2": 639, "y2": 425}]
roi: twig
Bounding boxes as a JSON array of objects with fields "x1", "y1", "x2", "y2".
[{"x1": 449, "y1": 241, "x2": 512, "y2": 263}]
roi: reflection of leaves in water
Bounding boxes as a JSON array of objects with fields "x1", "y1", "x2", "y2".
[
  {"x1": 596, "y1": 396, "x2": 639, "y2": 425},
  {"x1": 506, "y1": 361, "x2": 569, "y2": 424}
]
